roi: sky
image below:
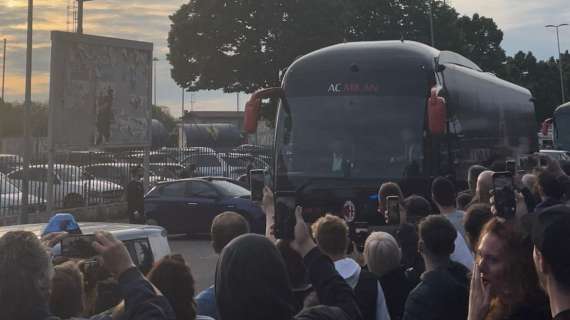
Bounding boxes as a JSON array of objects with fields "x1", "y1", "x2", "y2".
[{"x1": 0, "y1": 0, "x2": 569, "y2": 117}]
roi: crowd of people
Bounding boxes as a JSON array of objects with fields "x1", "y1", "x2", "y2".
[{"x1": 1, "y1": 155, "x2": 570, "y2": 320}]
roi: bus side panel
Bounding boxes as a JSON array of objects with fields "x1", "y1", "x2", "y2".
[{"x1": 442, "y1": 64, "x2": 537, "y2": 181}]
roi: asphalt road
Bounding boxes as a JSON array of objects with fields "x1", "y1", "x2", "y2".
[{"x1": 168, "y1": 235, "x2": 218, "y2": 293}]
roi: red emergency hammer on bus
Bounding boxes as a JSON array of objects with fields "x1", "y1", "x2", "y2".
[{"x1": 244, "y1": 87, "x2": 284, "y2": 134}]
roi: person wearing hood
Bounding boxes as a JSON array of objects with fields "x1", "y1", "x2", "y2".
[
  {"x1": 312, "y1": 214, "x2": 390, "y2": 320},
  {"x1": 215, "y1": 206, "x2": 362, "y2": 320},
  {"x1": 403, "y1": 215, "x2": 470, "y2": 320}
]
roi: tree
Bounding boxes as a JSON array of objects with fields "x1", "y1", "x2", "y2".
[
  {"x1": 456, "y1": 14, "x2": 506, "y2": 74},
  {"x1": 168, "y1": 0, "x2": 346, "y2": 94},
  {"x1": 0, "y1": 101, "x2": 48, "y2": 138},
  {"x1": 152, "y1": 105, "x2": 177, "y2": 134},
  {"x1": 169, "y1": 0, "x2": 507, "y2": 93},
  {"x1": 500, "y1": 50, "x2": 570, "y2": 123}
]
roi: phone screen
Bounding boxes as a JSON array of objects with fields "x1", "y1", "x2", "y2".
[
  {"x1": 249, "y1": 169, "x2": 265, "y2": 201},
  {"x1": 386, "y1": 196, "x2": 400, "y2": 225},
  {"x1": 275, "y1": 196, "x2": 296, "y2": 240},
  {"x1": 492, "y1": 172, "x2": 516, "y2": 219},
  {"x1": 60, "y1": 235, "x2": 98, "y2": 259},
  {"x1": 352, "y1": 222, "x2": 370, "y2": 252},
  {"x1": 493, "y1": 174, "x2": 513, "y2": 190}
]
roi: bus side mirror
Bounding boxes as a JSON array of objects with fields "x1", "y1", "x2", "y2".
[
  {"x1": 427, "y1": 88, "x2": 447, "y2": 135},
  {"x1": 243, "y1": 87, "x2": 285, "y2": 134}
]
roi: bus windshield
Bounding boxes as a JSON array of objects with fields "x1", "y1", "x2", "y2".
[
  {"x1": 275, "y1": 95, "x2": 426, "y2": 188},
  {"x1": 555, "y1": 113, "x2": 570, "y2": 151}
]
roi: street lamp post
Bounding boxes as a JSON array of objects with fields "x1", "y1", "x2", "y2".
[
  {"x1": 21, "y1": 0, "x2": 34, "y2": 224},
  {"x1": 428, "y1": 0, "x2": 435, "y2": 47},
  {"x1": 153, "y1": 57, "x2": 159, "y2": 106},
  {"x1": 76, "y1": 0, "x2": 94, "y2": 34},
  {"x1": 546, "y1": 23, "x2": 569, "y2": 104},
  {"x1": 1, "y1": 38, "x2": 6, "y2": 102}
]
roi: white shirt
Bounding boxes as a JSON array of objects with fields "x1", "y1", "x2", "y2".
[
  {"x1": 334, "y1": 258, "x2": 391, "y2": 320},
  {"x1": 450, "y1": 231, "x2": 474, "y2": 271}
]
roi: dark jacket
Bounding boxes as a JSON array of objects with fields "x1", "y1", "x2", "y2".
[
  {"x1": 215, "y1": 234, "x2": 361, "y2": 320},
  {"x1": 379, "y1": 267, "x2": 416, "y2": 320},
  {"x1": 402, "y1": 261, "x2": 470, "y2": 320},
  {"x1": 535, "y1": 197, "x2": 563, "y2": 213},
  {"x1": 354, "y1": 270, "x2": 379, "y2": 320},
  {"x1": 506, "y1": 296, "x2": 551, "y2": 320},
  {"x1": 35, "y1": 267, "x2": 175, "y2": 320}
]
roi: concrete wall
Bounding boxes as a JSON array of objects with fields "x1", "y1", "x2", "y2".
[{"x1": 0, "y1": 202, "x2": 127, "y2": 226}]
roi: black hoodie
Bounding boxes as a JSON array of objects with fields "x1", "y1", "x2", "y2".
[
  {"x1": 215, "y1": 234, "x2": 362, "y2": 320},
  {"x1": 402, "y1": 261, "x2": 470, "y2": 320}
]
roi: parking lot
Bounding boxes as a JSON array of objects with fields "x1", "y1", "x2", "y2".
[{"x1": 168, "y1": 235, "x2": 218, "y2": 292}]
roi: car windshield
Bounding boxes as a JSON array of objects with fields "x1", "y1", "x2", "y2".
[
  {"x1": 56, "y1": 167, "x2": 84, "y2": 181},
  {"x1": 211, "y1": 180, "x2": 250, "y2": 197},
  {"x1": 0, "y1": 176, "x2": 20, "y2": 194}
]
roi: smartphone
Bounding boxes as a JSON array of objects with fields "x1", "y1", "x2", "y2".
[
  {"x1": 492, "y1": 172, "x2": 516, "y2": 219},
  {"x1": 351, "y1": 221, "x2": 370, "y2": 252},
  {"x1": 505, "y1": 160, "x2": 516, "y2": 176},
  {"x1": 386, "y1": 196, "x2": 400, "y2": 225},
  {"x1": 274, "y1": 195, "x2": 296, "y2": 240},
  {"x1": 249, "y1": 169, "x2": 265, "y2": 201},
  {"x1": 60, "y1": 234, "x2": 98, "y2": 259}
]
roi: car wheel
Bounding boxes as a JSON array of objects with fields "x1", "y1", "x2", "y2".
[{"x1": 63, "y1": 193, "x2": 85, "y2": 208}]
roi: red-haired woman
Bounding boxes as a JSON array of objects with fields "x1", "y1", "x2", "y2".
[{"x1": 468, "y1": 218, "x2": 550, "y2": 320}]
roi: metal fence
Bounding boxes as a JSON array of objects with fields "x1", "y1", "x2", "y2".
[{"x1": 0, "y1": 146, "x2": 272, "y2": 218}]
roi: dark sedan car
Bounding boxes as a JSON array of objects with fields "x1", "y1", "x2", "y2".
[{"x1": 143, "y1": 178, "x2": 265, "y2": 235}]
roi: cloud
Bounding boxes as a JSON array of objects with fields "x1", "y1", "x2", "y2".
[{"x1": 2, "y1": 71, "x2": 50, "y2": 102}]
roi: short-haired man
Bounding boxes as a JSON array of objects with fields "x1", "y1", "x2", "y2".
[
  {"x1": 195, "y1": 211, "x2": 250, "y2": 319},
  {"x1": 532, "y1": 205, "x2": 570, "y2": 320},
  {"x1": 403, "y1": 215, "x2": 470, "y2": 320},
  {"x1": 535, "y1": 171, "x2": 564, "y2": 212},
  {"x1": 312, "y1": 214, "x2": 390, "y2": 320},
  {"x1": 431, "y1": 176, "x2": 474, "y2": 270},
  {"x1": 0, "y1": 230, "x2": 175, "y2": 320}
]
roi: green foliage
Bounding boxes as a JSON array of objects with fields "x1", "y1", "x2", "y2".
[
  {"x1": 501, "y1": 51, "x2": 570, "y2": 123},
  {"x1": 168, "y1": 0, "x2": 567, "y2": 125},
  {"x1": 0, "y1": 101, "x2": 48, "y2": 138},
  {"x1": 152, "y1": 105, "x2": 177, "y2": 134}
]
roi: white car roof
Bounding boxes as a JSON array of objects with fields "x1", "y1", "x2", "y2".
[{"x1": 0, "y1": 222, "x2": 166, "y2": 240}]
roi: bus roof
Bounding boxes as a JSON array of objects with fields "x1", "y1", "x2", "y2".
[{"x1": 554, "y1": 102, "x2": 570, "y2": 115}]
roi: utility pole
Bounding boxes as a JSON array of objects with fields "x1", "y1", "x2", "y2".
[
  {"x1": 428, "y1": 0, "x2": 436, "y2": 47},
  {"x1": 77, "y1": 0, "x2": 84, "y2": 34},
  {"x1": 1, "y1": 38, "x2": 6, "y2": 102},
  {"x1": 153, "y1": 57, "x2": 159, "y2": 105},
  {"x1": 546, "y1": 23, "x2": 569, "y2": 104},
  {"x1": 76, "y1": 0, "x2": 93, "y2": 34},
  {"x1": 236, "y1": 92, "x2": 240, "y2": 112},
  {"x1": 22, "y1": 0, "x2": 34, "y2": 224},
  {"x1": 181, "y1": 87, "x2": 185, "y2": 117}
]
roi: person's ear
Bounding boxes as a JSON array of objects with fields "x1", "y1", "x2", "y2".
[{"x1": 533, "y1": 246, "x2": 550, "y2": 275}]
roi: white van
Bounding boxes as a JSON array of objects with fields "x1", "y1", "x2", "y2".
[{"x1": 0, "y1": 222, "x2": 171, "y2": 271}]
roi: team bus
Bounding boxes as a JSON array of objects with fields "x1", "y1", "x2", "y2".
[
  {"x1": 553, "y1": 102, "x2": 570, "y2": 151},
  {"x1": 244, "y1": 40, "x2": 538, "y2": 224}
]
